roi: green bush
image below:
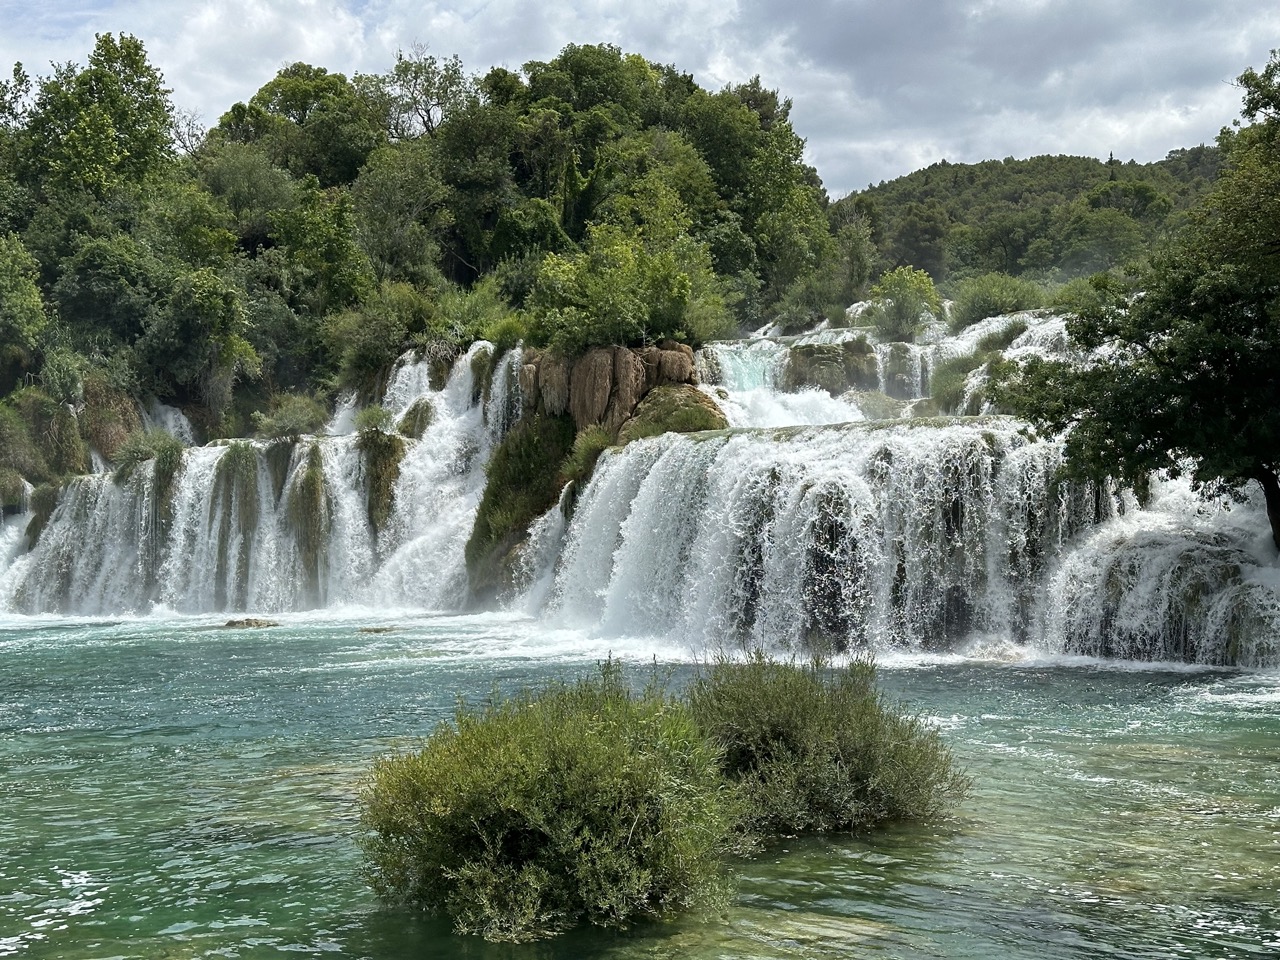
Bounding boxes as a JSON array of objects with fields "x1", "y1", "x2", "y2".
[
  {"x1": 560, "y1": 424, "x2": 613, "y2": 486},
  {"x1": 359, "y1": 662, "x2": 735, "y2": 941},
  {"x1": 928, "y1": 353, "x2": 988, "y2": 414},
  {"x1": 975, "y1": 319, "x2": 1028, "y2": 354},
  {"x1": 252, "y1": 393, "x2": 329, "y2": 439},
  {"x1": 950, "y1": 272, "x2": 1045, "y2": 331},
  {"x1": 866, "y1": 266, "x2": 940, "y2": 342},
  {"x1": 354, "y1": 403, "x2": 394, "y2": 435},
  {"x1": 689, "y1": 654, "x2": 971, "y2": 837}
]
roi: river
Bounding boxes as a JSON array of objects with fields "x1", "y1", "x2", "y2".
[{"x1": 2, "y1": 611, "x2": 1276, "y2": 959}]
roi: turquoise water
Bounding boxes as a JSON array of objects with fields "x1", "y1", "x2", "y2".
[{"x1": 2, "y1": 612, "x2": 1277, "y2": 959}]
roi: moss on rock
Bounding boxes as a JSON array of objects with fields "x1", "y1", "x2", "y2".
[
  {"x1": 396, "y1": 397, "x2": 435, "y2": 439},
  {"x1": 24, "y1": 483, "x2": 62, "y2": 550},
  {"x1": 616, "y1": 385, "x2": 728, "y2": 445},
  {"x1": 466, "y1": 413, "x2": 576, "y2": 602},
  {"x1": 357, "y1": 427, "x2": 406, "y2": 537},
  {"x1": 289, "y1": 443, "x2": 330, "y2": 598}
]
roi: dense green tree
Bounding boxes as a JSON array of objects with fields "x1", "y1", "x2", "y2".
[
  {"x1": 995, "y1": 53, "x2": 1280, "y2": 548},
  {"x1": 197, "y1": 141, "x2": 298, "y2": 252},
  {"x1": 350, "y1": 140, "x2": 452, "y2": 283},
  {"x1": 216, "y1": 63, "x2": 385, "y2": 186},
  {"x1": 22, "y1": 34, "x2": 173, "y2": 198},
  {"x1": 0, "y1": 232, "x2": 46, "y2": 351}
]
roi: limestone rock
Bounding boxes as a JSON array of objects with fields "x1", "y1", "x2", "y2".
[
  {"x1": 569, "y1": 348, "x2": 614, "y2": 430},
  {"x1": 538, "y1": 354, "x2": 571, "y2": 416},
  {"x1": 617, "y1": 384, "x2": 729, "y2": 445},
  {"x1": 519, "y1": 363, "x2": 539, "y2": 413},
  {"x1": 606, "y1": 347, "x2": 648, "y2": 434}
]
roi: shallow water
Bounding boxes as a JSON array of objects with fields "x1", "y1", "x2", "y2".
[{"x1": 2, "y1": 612, "x2": 1277, "y2": 959}]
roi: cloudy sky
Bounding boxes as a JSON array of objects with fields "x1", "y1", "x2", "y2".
[{"x1": 1, "y1": 0, "x2": 1275, "y2": 197}]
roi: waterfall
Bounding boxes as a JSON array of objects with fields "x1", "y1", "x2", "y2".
[
  {"x1": 698, "y1": 339, "x2": 864, "y2": 428},
  {"x1": 544, "y1": 419, "x2": 1119, "y2": 651},
  {"x1": 0, "y1": 342, "x2": 506, "y2": 615},
  {"x1": 4, "y1": 312, "x2": 1280, "y2": 666}
]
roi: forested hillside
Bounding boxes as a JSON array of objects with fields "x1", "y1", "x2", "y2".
[
  {"x1": 0, "y1": 34, "x2": 1223, "y2": 511},
  {"x1": 839, "y1": 148, "x2": 1220, "y2": 282}
]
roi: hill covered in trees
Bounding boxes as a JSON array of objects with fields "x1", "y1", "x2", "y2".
[
  {"x1": 0, "y1": 34, "x2": 1227, "y2": 508},
  {"x1": 839, "y1": 148, "x2": 1220, "y2": 284}
]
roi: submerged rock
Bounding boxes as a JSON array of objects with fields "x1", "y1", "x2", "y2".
[{"x1": 223, "y1": 618, "x2": 279, "y2": 628}]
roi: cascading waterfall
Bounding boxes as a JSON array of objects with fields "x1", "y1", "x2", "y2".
[
  {"x1": 544, "y1": 419, "x2": 1120, "y2": 651},
  {"x1": 699, "y1": 339, "x2": 865, "y2": 428},
  {"x1": 4, "y1": 311, "x2": 1280, "y2": 665},
  {"x1": 0, "y1": 342, "x2": 507, "y2": 615}
]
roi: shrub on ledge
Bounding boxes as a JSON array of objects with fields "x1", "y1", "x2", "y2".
[{"x1": 358, "y1": 662, "x2": 735, "y2": 942}]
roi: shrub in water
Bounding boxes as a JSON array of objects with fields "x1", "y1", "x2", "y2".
[
  {"x1": 689, "y1": 653, "x2": 971, "y2": 837},
  {"x1": 950, "y1": 272, "x2": 1045, "y2": 332},
  {"x1": 358, "y1": 663, "x2": 735, "y2": 941}
]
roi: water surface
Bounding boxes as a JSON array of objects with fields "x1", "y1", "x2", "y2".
[{"x1": 2, "y1": 613, "x2": 1276, "y2": 958}]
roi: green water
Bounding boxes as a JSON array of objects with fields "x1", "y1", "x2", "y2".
[{"x1": 2, "y1": 612, "x2": 1277, "y2": 959}]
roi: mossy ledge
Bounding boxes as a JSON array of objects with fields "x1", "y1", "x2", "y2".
[
  {"x1": 357, "y1": 428, "x2": 406, "y2": 538},
  {"x1": 465, "y1": 413, "x2": 576, "y2": 603}
]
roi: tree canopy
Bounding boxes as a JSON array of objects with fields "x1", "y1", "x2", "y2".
[{"x1": 995, "y1": 52, "x2": 1280, "y2": 547}]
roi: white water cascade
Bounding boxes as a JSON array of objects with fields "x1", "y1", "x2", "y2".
[
  {"x1": 0, "y1": 342, "x2": 516, "y2": 615},
  {"x1": 4, "y1": 312, "x2": 1280, "y2": 665}
]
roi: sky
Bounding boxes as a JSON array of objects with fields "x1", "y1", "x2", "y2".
[{"x1": 1, "y1": 0, "x2": 1276, "y2": 197}]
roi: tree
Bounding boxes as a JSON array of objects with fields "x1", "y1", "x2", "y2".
[
  {"x1": 866, "y1": 266, "x2": 940, "y2": 341},
  {"x1": 22, "y1": 34, "x2": 174, "y2": 197},
  {"x1": 995, "y1": 52, "x2": 1280, "y2": 549},
  {"x1": 0, "y1": 232, "x2": 46, "y2": 351}
]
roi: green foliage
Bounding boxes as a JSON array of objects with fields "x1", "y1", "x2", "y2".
[
  {"x1": 465, "y1": 413, "x2": 575, "y2": 579},
  {"x1": 559, "y1": 424, "x2": 613, "y2": 485},
  {"x1": 0, "y1": 401, "x2": 52, "y2": 482},
  {"x1": 928, "y1": 353, "x2": 987, "y2": 414},
  {"x1": 322, "y1": 281, "x2": 432, "y2": 397},
  {"x1": 21, "y1": 33, "x2": 173, "y2": 198},
  {"x1": 351, "y1": 139, "x2": 451, "y2": 284},
  {"x1": 251, "y1": 393, "x2": 328, "y2": 439},
  {"x1": 197, "y1": 141, "x2": 297, "y2": 252},
  {"x1": 356, "y1": 414, "x2": 404, "y2": 536},
  {"x1": 113, "y1": 427, "x2": 183, "y2": 481},
  {"x1": 528, "y1": 206, "x2": 733, "y2": 353},
  {"x1": 950, "y1": 272, "x2": 1045, "y2": 331},
  {"x1": 354, "y1": 403, "x2": 394, "y2": 435},
  {"x1": 994, "y1": 52, "x2": 1280, "y2": 548},
  {"x1": 689, "y1": 654, "x2": 971, "y2": 837},
  {"x1": 79, "y1": 370, "x2": 142, "y2": 460},
  {"x1": 358, "y1": 662, "x2": 734, "y2": 941},
  {"x1": 0, "y1": 232, "x2": 47, "y2": 350},
  {"x1": 866, "y1": 266, "x2": 941, "y2": 341},
  {"x1": 847, "y1": 150, "x2": 1214, "y2": 283},
  {"x1": 219, "y1": 62, "x2": 386, "y2": 187},
  {"x1": 10, "y1": 386, "x2": 88, "y2": 476}
]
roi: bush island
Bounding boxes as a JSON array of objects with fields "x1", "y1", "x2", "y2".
[
  {"x1": 950, "y1": 272, "x2": 1045, "y2": 331},
  {"x1": 689, "y1": 654, "x2": 971, "y2": 836},
  {"x1": 359, "y1": 655, "x2": 969, "y2": 942},
  {"x1": 865, "y1": 266, "x2": 941, "y2": 342},
  {"x1": 359, "y1": 663, "x2": 735, "y2": 941}
]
